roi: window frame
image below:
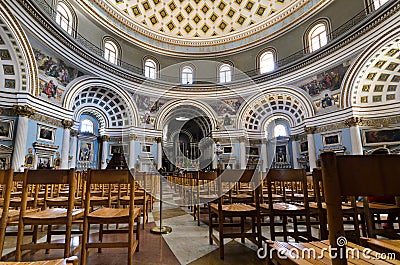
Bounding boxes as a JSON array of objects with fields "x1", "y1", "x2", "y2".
[
  {"x1": 304, "y1": 19, "x2": 331, "y2": 54},
  {"x1": 55, "y1": 1, "x2": 76, "y2": 36},
  {"x1": 80, "y1": 119, "x2": 94, "y2": 134},
  {"x1": 103, "y1": 37, "x2": 121, "y2": 65},
  {"x1": 144, "y1": 58, "x2": 157, "y2": 79},
  {"x1": 219, "y1": 63, "x2": 232, "y2": 83},
  {"x1": 181, "y1": 66, "x2": 194, "y2": 85}
]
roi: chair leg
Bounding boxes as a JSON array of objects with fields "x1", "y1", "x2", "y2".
[
  {"x1": 136, "y1": 216, "x2": 140, "y2": 252},
  {"x1": 46, "y1": 225, "x2": 52, "y2": 254},
  {"x1": 241, "y1": 217, "x2": 245, "y2": 244},
  {"x1": 208, "y1": 206, "x2": 213, "y2": 245},
  {"x1": 98, "y1": 224, "x2": 103, "y2": 253},
  {"x1": 128, "y1": 220, "x2": 133, "y2": 265},
  {"x1": 283, "y1": 216, "x2": 288, "y2": 242},
  {"x1": 219, "y1": 213, "x2": 224, "y2": 259},
  {"x1": 65, "y1": 222, "x2": 72, "y2": 258},
  {"x1": 80, "y1": 222, "x2": 89, "y2": 265},
  {"x1": 16, "y1": 220, "x2": 24, "y2": 261},
  {"x1": 293, "y1": 216, "x2": 298, "y2": 242},
  {"x1": 270, "y1": 214, "x2": 275, "y2": 241},
  {"x1": 33, "y1": 225, "x2": 38, "y2": 244}
]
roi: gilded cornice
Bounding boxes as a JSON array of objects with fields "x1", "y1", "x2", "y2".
[
  {"x1": 304, "y1": 126, "x2": 316, "y2": 134},
  {"x1": 70, "y1": 129, "x2": 78, "y2": 137},
  {"x1": 13, "y1": 105, "x2": 35, "y2": 118},
  {"x1": 101, "y1": 135, "x2": 110, "y2": 142},
  {"x1": 344, "y1": 117, "x2": 363, "y2": 127},
  {"x1": 290, "y1": 134, "x2": 300, "y2": 141},
  {"x1": 62, "y1": 119, "x2": 74, "y2": 129},
  {"x1": 31, "y1": 113, "x2": 63, "y2": 127}
]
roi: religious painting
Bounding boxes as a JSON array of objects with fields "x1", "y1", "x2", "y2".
[
  {"x1": 33, "y1": 47, "x2": 81, "y2": 86},
  {"x1": 109, "y1": 144, "x2": 128, "y2": 155},
  {"x1": 0, "y1": 119, "x2": 13, "y2": 140},
  {"x1": 275, "y1": 145, "x2": 287, "y2": 163},
  {"x1": 39, "y1": 79, "x2": 64, "y2": 102},
  {"x1": 299, "y1": 141, "x2": 308, "y2": 154},
  {"x1": 248, "y1": 147, "x2": 259, "y2": 156},
  {"x1": 37, "y1": 124, "x2": 56, "y2": 143},
  {"x1": 209, "y1": 98, "x2": 243, "y2": 115},
  {"x1": 78, "y1": 141, "x2": 94, "y2": 162},
  {"x1": 141, "y1": 144, "x2": 152, "y2": 153},
  {"x1": 322, "y1": 132, "x2": 342, "y2": 147},
  {"x1": 294, "y1": 62, "x2": 350, "y2": 97},
  {"x1": 362, "y1": 128, "x2": 400, "y2": 146},
  {"x1": 223, "y1": 146, "x2": 233, "y2": 154},
  {"x1": 37, "y1": 156, "x2": 52, "y2": 169}
]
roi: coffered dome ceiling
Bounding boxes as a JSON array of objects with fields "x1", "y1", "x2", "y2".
[
  {"x1": 80, "y1": 0, "x2": 330, "y2": 55},
  {"x1": 108, "y1": 0, "x2": 293, "y2": 38}
]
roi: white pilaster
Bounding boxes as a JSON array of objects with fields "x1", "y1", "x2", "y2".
[
  {"x1": 100, "y1": 135, "x2": 110, "y2": 169},
  {"x1": 156, "y1": 138, "x2": 162, "y2": 170},
  {"x1": 261, "y1": 141, "x2": 268, "y2": 172},
  {"x1": 345, "y1": 117, "x2": 363, "y2": 155},
  {"x1": 306, "y1": 127, "x2": 317, "y2": 172},
  {"x1": 128, "y1": 135, "x2": 136, "y2": 169},
  {"x1": 239, "y1": 138, "x2": 246, "y2": 169},
  {"x1": 291, "y1": 135, "x2": 299, "y2": 169},
  {"x1": 69, "y1": 130, "x2": 78, "y2": 168},
  {"x1": 12, "y1": 106, "x2": 35, "y2": 171},
  {"x1": 61, "y1": 120, "x2": 73, "y2": 169}
]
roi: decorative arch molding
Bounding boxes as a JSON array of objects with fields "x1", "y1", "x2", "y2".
[
  {"x1": 75, "y1": 106, "x2": 108, "y2": 130},
  {"x1": 0, "y1": 1, "x2": 38, "y2": 95},
  {"x1": 262, "y1": 114, "x2": 294, "y2": 135},
  {"x1": 155, "y1": 99, "x2": 218, "y2": 131},
  {"x1": 63, "y1": 77, "x2": 139, "y2": 127},
  {"x1": 341, "y1": 28, "x2": 400, "y2": 109},
  {"x1": 237, "y1": 87, "x2": 314, "y2": 132}
]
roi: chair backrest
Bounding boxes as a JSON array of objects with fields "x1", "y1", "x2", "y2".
[
  {"x1": 21, "y1": 169, "x2": 76, "y2": 213},
  {"x1": 219, "y1": 169, "x2": 257, "y2": 183},
  {"x1": 0, "y1": 169, "x2": 14, "y2": 212},
  {"x1": 320, "y1": 152, "x2": 400, "y2": 262},
  {"x1": 266, "y1": 168, "x2": 308, "y2": 204},
  {"x1": 197, "y1": 171, "x2": 218, "y2": 181},
  {"x1": 85, "y1": 169, "x2": 135, "y2": 210}
]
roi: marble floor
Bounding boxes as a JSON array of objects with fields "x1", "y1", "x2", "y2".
[{"x1": 2, "y1": 182, "x2": 318, "y2": 265}]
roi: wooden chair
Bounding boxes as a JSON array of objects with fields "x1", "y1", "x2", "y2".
[
  {"x1": 0, "y1": 169, "x2": 13, "y2": 260},
  {"x1": 194, "y1": 171, "x2": 218, "y2": 226},
  {"x1": 310, "y1": 168, "x2": 362, "y2": 241},
  {"x1": 0, "y1": 256, "x2": 78, "y2": 265},
  {"x1": 267, "y1": 152, "x2": 400, "y2": 265},
  {"x1": 16, "y1": 169, "x2": 83, "y2": 261},
  {"x1": 208, "y1": 169, "x2": 262, "y2": 259},
  {"x1": 261, "y1": 168, "x2": 312, "y2": 242},
  {"x1": 80, "y1": 169, "x2": 140, "y2": 265}
]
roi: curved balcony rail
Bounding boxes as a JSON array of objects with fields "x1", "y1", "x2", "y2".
[{"x1": 20, "y1": 0, "x2": 397, "y2": 85}]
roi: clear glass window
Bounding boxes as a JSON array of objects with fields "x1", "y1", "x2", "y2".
[
  {"x1": 309, "y1": 24, "x2": 327, "y2": 52},
  {"x1": 260, "y1": 51, "x2": 275, "y2": 74},
  {"x1": 56, "y1": 2, "x2": 73, "y2": 35},
  {"x1": 219, "y1": 64, "x2": 232, "y2": 83},
  {"x1": 104, "y1": 40, "x2": 118, "y2": 65},
  {"x1": 145, "y1": 59, "x2": 157, "y2": 79},
  {"x1": 274, "y1": 124, "x2": 287, "y2": 137},
  {"x1": 80, "y1": 119, "x2": 94, "y2": 134},
  {"x1": 182, "y1": 66, "x2": 193, "y2": 84}
]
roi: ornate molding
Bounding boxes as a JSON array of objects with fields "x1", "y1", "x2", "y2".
[
  {"x1": 290, "y1": 134, "x2": 300, "y2": 141},
  {"x1": 129, "y1": 134, "x2": 137, "y2": 141},
  {"x1": 304, "y1": 126, "x2": 316, "y2": 134},
  {"x1": 155, "y1": 137, "x2": 162, "y2": 143},
  {"x1": 70, "y1": 129, "x2": 78, "y2": 137},
  {"x1": 344, "y1": 117, "x2": 363, "y2": 127},
  {"x1": 101, "y1": 135, "x2": 110, "y2": 142},
  {"x1": 62, "y1": 119, "x2": 74, "y2": 129},
  {"x1": 13, "y1": 105, "x2": 35, "y2": 118},
  {"x1": 31, "y1": 113, "x2": 63, "y2": 127},
  {"x1": 33, "y1": 142, "x2": 59, "y2": 151}
]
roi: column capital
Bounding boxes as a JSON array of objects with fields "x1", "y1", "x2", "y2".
[
  {"x1": 101, "y1": 135, "x2": 110, "y2": 142},
  {"x1": 290, "y1": 134, "x2": 300, "y2": 141},
  {"x1": 239, "y1": 136, "x2": 247, "y2": 142},
  {"x1": 129, "y1": 134, "x2": 137, "y2": 141},
  {"x1": 70, "y1": 129, "x2": 78, "y2": 137},
  {"x1": 62, "y1": 119, "x2": 74, "y2": 129},
  {"x1": 13, "y1": 105, "x2": 35, "y2": 118},
  {"x1": 344, "y1": 117, "x2": 363, "y2": 127},
  {"x1": 155, "y1": 137, "x2": 162, "y2": 143},
  {"x1": 304, "y1": 126, "x2": 316, "y2": 134}
]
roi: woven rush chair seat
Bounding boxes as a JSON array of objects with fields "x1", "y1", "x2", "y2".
[{"x1": 209, "y1": 203, "x2": 256, "y2": 213}]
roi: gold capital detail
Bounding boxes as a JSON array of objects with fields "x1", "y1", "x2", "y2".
[
  {"x1": 304, "y1": 126, "x2": 316, "y2": 134},
  {"x1": 101, "y1": 135, "x2": 110, "y2": 142},
  {"x1": 290, "y1": 134, "x2": 299, "y2": 141},
  {"x1": 344, "y1": 117, "x2": 363, "y2": 127},
  {"x1": 62, "y1": 119, "x2": 74, "y2": 129},
  {"x1": 70, "y1": 130, "x2": 78, "y2": 137},
  {"x1": 13, "y1": 105, "x2": 35, "y2": 117}
]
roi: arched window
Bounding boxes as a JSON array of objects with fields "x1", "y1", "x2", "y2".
[
  {"x1": 182, "y1": 66, "x2": 193, "y2": 84},
  {"x1": 259, "y1": 51, "x2": 275, "y2": 74},
  {"x1": 56, "y1": 2, "x2": 73, "y2": 35},
  {"x1": 103, "y1": 39, "x2": 119, "y2": 65},
  {"x1": 373, "y1": 0, "x2": 389, "y2": 9},
  {"x1": 308, "y1": 24, "x2": 328, "y2": 52},
  {"x1": 274, "y1": 124, "x2": 287, "y2": 137},
  {"x1": 144, "y1": 59, "x2": 157, "y2": 79},
  {"x1": 219, "y1": 64, "x2": 232, "y2": 83},
  {"x1": 80, "y1": 119, "x2": 94, "y2": 134}
]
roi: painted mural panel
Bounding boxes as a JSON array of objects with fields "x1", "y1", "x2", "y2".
[{"x1": 292, "y1": 61, "x2": 351, "y2": 113}]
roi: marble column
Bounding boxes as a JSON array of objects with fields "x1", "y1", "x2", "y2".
[
  {"x1": 128, "y1": 134, "x2": 136, "y2": 169},
  {"x1": 12, "y1": 105, "x2": 35, "y2": 171},
  {"x1": 100, "y1": 135, "x2": 110, "y2": 169},
  {"x1": 239, "y1": 137, "x2": 246, "y2": 169},
  {"x1": 61, "y1": 119, "x2": 74, "y2": 169},
  {"x1": 305, "y1": 126, "x2": 317, "y2": 172},
  {"x1": 260, "y1": 139, "x2": 268, "y2": 172},
  {"x1": 212, "y1": 139, "x2": 218, "y2": 169},
  {"x1": 156, "y1": 137, "x2": 162, "y2": 170},
  {"x1": 69, "y1": 129, "x2": 78, "y2": 169},
  {"x1": 345, "y1": 117, "x2": 363, "y2": 155},
  {"x1": 290, "y1": 135, "x2": 300, "y2": 169}
]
